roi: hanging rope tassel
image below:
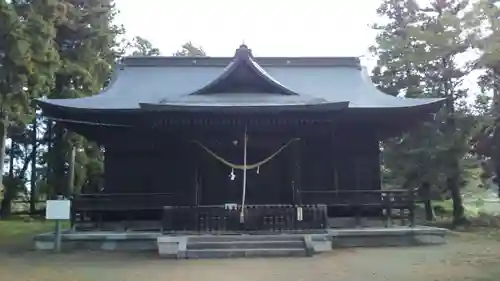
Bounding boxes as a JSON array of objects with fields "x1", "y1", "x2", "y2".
[{"x1": 193, "y1": 138, "x2": 300, "y2": 170}]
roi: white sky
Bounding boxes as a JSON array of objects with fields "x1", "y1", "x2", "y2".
[
  {"x1": 114, "y1": 0, "x2": 382, "y2": 59},
  {"x1": 114, "y1": 0, "x2": 481, "y2": 98}
]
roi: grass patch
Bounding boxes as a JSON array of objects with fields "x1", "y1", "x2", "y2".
[{"x1": 0, "y1": 216, "x2": 69, "y2": 246}]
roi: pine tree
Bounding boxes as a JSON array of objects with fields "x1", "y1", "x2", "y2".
[
  {"x1": 46, "y1": 0, "x2": 122, "y2": 197},
  {"x1": 173, "y1": 42, "x2": 206, "y2": 57},
  {"x1": 467, "y1": 0, "x2": 500, "y2": 194},
  {"x1": 418, "y1": 0, "x2": 471, "y2": 224},
  {"x1": 128, "y1": 36, "x2": 161, "y2": 56},
  {"x1": 0, "y1": 1, "x2": 33, "y2": 217},
  {"x1": 371, "y1": 0, "x2": 441, "y2": 189},
  {"x1": 0, "y1": 0, "x2": 62, "y2": 216},
  {"x1": 370, "y1": 0, "x2": 424, "y2": 98},
  {"x1": 372, "y1": 0, "x2": 472, "y2": 224}
]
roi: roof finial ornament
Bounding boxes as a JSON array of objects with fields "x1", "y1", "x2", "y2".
[{"x1": 235, "y1": 42, "x2": 252, "y2": 58}]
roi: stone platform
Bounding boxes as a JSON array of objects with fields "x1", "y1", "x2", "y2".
[
  {"x1": 328, "y1": 226, "x2": 448, "y2": 247},
  {"x1": 34, "y1": 226, "x2": 449, "y2": 258}
]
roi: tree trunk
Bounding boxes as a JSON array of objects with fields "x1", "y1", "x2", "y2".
[
  {"x1": 445, "y1": 117, "x2": 466, "y2": 225},
  {"x1": 424, "y1": 200, "x2": 435, "y2": 221},
  {"x1": 448, "y1": 174, "x2": 466, "y2": 225},
  {"x1": 442, "y1": 55, "x2": 466, "y2": 226},
  {"x1": 30, "y1": 117, "x2": 37, "y2": 214},
  {"x1": 8, "y1": 144, "x2": 14, "y2": 178},
  {"x1": 446, "y1": 129, "x2": 466, "y2": 225},
  {"x1": 492, "y1": 69, "x2": 500, "y2": 198},
  {"x1": 0, "y1": 115, "x2": 10, "y2": 218},
  {"x1": 422, "y1": 182, "x2": 435, "y2": 221},
  {"x1": 17, "y1": 150, "x2": 35, "y2": 180},
  {"x1": 492, "y1": 126, "x2": 500, "y2": 199}
]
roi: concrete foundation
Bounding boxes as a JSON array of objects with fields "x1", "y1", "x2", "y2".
[
  {"x1": 34, "y1": 226, "x2": 449, "y2": 258},
  {"x1": 34, "y1": 231, "x2": 161, "y2": 252},
  {"x1": 328, "y1": 226, "x2": 448, "y2": 247},
  {"x1": 157, "y1": 236, "x2": 187, "y2": 258}
]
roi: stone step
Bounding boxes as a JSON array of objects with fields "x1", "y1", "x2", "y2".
[
  {"x1": 187, "y1": 240, "x2": 304, "y2": 250},
  {"x1": 186, "y1": 248, "x2": 307, "y2": 259},
  {"x1": 187, "y1": 235, "x2": 304, "y2": 243}
]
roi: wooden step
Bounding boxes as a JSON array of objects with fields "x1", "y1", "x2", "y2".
[
  {"x1": 186, "y1": 248, "x2": 307, "y2": 259},
  {"x1": 187, "y1": 240, "x2": 304, "y2": 250},
  {"x1": 187, "y1": 234, "x2": 304, "y2": 243}
]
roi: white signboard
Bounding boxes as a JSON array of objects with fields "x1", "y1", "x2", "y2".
[{"x1": 46, "y1": 200, "x2": 71, "y2": 220}]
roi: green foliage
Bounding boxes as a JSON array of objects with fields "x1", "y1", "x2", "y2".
[
  {"x1": 174, "y1": 41, "x2": 206, "y2": 57},
  {"x1": 0, "y1": 0, "x2": 63, "y2": 217},
  {"x1": 0, "y1": 0, "x2": 210, "y2": 214},
  {"x1": 372, "y1": 0, "x2": 480, "y2": 224},
  {"x1": 128, "y1": 36, "x2": 160, "y2": 56},
  {"x1": 370, "y1": 0, "x2": 424, "y2": 98},
  {"x1": 466, "y1": 1, "x2": 500, "y2": 187},
  {"x1": 0, "y1": 0, "x2": 32, "y2": 115},
  {"x1": 46, "y1": 0, "x2": 122, "y2": 196}
]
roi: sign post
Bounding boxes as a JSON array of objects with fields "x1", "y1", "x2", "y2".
[{"x1": 45, "y1": 199, "x2": 71, "y2": 253}]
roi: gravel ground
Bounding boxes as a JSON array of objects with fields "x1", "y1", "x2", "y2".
[{"x1": 1, "y1": 233, "x2": 499, "y2": 281}]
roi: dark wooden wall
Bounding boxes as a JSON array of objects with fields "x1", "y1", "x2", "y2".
[
  {"x1": 103, "y1": 140, "x2": 196, "y2": 205},
  {"x1": 299, "y1": 129, "x2": 381, "y2": 192},
  {"x1": 98, "y1": 125, "x2": 381, "y2": 207}
]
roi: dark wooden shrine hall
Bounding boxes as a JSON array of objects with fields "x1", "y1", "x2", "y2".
[{"x1": 36, "y1": 45, "x2": 444, "y2": 232}]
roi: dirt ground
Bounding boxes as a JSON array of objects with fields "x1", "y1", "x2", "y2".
[{"x1": 1, "y1": 232, "x2": 499, "y2": 281}]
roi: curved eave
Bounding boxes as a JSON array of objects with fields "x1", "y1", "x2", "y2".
[
  {"x1": 350, "y1": 97, "x2": 446, "y2": 113},
  {"x1": 365, "y1": 98, "x2": 446, "y2": 139},
  {"x1": 404, "y1": 97, "x2": 446, "y2": 113},
  {"x1": 139, "y1": 101, "x2": 350, "y2": 113},
  {"x1": 35, "y1": 98, "x2": 140, "y2": 114},
  {"x1": 36, "y1": 96, "x2": 445, "y2": 116},
  {"x1": 353, "y1": 67, "x2": 446, "y2": 113},
  {"x1": 34, "y1": 98, "x2": 141, "y2": 129}
]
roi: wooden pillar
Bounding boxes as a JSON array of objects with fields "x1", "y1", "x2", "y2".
[
  {"x1": 51, "y1": 122, "x2": 66, "y2": 198},
  {"x1": 46, "y1": 119, "x2": 53, "y2": 197},
  {"x1": 384, "y1": 192, "x2": 393, "y2": 228},
  {"x1": 291, "y1": 140, "x2": 302, "y2": 205},
  {"x1": 194, "y1": 168, "x2": 200, "y2": 206},
  {"x1": 68, "y1": 146, "x2": 76, "y2": 195},
  {"x1": 192, "y1": 142, "x2": 201, "y2": 207}
]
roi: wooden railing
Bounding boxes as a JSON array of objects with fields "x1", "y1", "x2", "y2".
[
  {"x1": 70, "y1": 189, "x2": 417, "y2": 229},
  {"x1": 162, "y1": 204, "x2": 328, "y2": 232},
  {"x1": 72, "y1": 193, "x2": 176, "y2": 211},
  {"x1": 299, "y1": 189, "x2": 417, "y2": 226},
  {"x1": 299, "y1": 189, "x2": 416, "y2": 206}
]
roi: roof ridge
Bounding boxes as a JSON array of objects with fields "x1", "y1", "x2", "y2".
[{"x1": 120, "y1": 56, "x2": 362, "y2": 68}]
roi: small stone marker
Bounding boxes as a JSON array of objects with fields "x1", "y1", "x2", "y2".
[{"x1": 46, "y1": 199, "x2": 71, "y2": 252}]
